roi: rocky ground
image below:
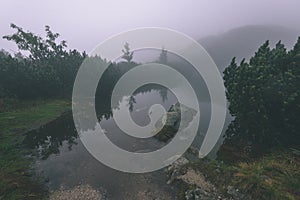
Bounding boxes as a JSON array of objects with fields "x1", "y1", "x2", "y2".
[
  {"x1": 49, "y1": 181, "x2": 173, "y2": 200},
  {"x1": 48, "y1": 155, "x2": 252, "y2": 200},
  {"x1": 49, "y1": 185, "x2": 106, "y2": 200},
  {"x1": 165, "y1": 155, "x2": 252, "y2": 200}
]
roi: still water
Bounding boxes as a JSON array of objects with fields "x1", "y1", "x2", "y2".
[
  {"x1": 24, "y1": 83, "x2": 228, "y2": 199},
  {"x1": 24, "y1": 87, "x2": 180, "y2": 199}
]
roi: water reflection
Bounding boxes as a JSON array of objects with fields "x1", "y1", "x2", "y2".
[
  {"x1": 24, "y1": 85, "x2": 172, "y2": 160},
  {"x1": 24, "y1": 112, "x2": 77, "y2": 159},
  {"x1": 23, "y1": 52, "x2": 219, "y2": 159},
  {"x1": 22, "y1": 49, "x2": 229, "y2": 198},
  {"x1": 23, "y1": 84, "x2": 179, "y2": 199}
]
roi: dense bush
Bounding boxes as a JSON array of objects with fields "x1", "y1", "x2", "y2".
[
  {"x1": 0, "y1": 24, "x2": 86, "y2": 99},
  {"x1": 223, "y1": 38, "x2": 300, "y2": 148}
]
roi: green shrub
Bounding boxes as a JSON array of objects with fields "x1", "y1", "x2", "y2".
[{"x1": 223, "y1": 39, "x2": 300, "y2": 149}]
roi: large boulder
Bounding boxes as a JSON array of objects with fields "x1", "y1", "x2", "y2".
[{"x1": 154, "y1": 102, "x2": 197, "y2": 142}]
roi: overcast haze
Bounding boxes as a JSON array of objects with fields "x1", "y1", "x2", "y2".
[{"x1": 1, "y1": 0, "x2": 300, "y2": 53}]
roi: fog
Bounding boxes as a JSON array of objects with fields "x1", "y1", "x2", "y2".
[{"x1": 1, "y1": 0, "x2": 300, "y2": 52}]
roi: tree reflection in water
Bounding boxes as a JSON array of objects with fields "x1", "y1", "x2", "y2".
[{"x1": 23, "y1": 59, "x2": 169, "y2": 159}]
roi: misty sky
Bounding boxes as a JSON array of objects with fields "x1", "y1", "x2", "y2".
[{"x1": 1, "y1": 0, "x2": 300, "y2": 53}]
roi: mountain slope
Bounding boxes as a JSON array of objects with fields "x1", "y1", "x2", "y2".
[{"x1": 198, "y1": 25, "x2": 300, "y2": 71}]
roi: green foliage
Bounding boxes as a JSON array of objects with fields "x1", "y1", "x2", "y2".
[
  {"x1": 1, "y1": 24, "x2": 86, "y2": 99},
  {"x1": 223, "y1": 38, "x2": 300, "y2": 148}
]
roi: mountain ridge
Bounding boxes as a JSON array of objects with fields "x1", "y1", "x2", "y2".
[{"x1": 198, "y1": 25, "x2": 300, "y2": 70}]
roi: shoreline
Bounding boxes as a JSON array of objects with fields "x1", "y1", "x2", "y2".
[
  {"x1": 1, "y1": 99, "x2": 299, "y2": 200},
  {"x1": 0, "y1": 99, "x2": 71, "y2": 199}
]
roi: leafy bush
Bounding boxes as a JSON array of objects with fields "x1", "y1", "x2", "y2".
[{"x1": 0, "y1": 24, "x2": 86, "y2": 99}]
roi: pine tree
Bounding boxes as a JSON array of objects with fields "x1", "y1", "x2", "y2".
[
  {"x1": 249, "y1": 40, "x2": 271, "y2": 67},
  {"x1": 223, "y1": 39, "x2": 300, "y2": 149},
  {"x1": 121, "y1": 42, "x2": 133, "y2": 63},
  {"x1": 158, "y1": 47, "x2": 168, "y2": 64}
]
